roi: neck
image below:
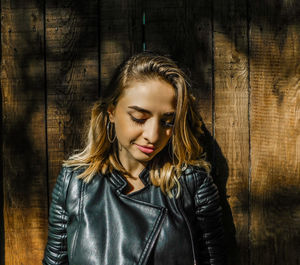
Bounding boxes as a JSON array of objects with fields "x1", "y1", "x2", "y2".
[{"x1": 117, "y1": 146, "x2": 148, "y2": 179}]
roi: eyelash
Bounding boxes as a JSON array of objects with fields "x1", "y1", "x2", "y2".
[{"x1": 130, "y1": 115, "x2": 174, "y2": 128}]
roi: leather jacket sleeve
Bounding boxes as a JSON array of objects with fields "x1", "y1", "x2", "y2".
[
  {"x1": 43, "y1": 167, "x2": 71, "y2": 265},
  {"x1": 193, "y1": 169, "x2": 226, "y2": 265}
]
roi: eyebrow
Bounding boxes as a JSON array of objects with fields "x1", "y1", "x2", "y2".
[{"x1": 128, "y1": 105, "x2": 175, "y2": 117}]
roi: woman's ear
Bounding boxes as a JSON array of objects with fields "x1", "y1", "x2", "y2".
[{"x1": 107, "y1": 105, "x2": 115, "y2": 123}]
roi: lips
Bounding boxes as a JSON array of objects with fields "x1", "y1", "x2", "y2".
[{"x1": 135, "y1": 144, "x2": 155, "y2": 154}]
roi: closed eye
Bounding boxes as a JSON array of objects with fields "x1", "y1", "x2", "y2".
[
  {"x1": 129, "y1": 114, "x2": 174, "y2": 128},
  {"x1": 130, "y1": 115, "x2": 146, "y2": 125}
]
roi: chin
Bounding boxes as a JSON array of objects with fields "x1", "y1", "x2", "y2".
[
  {"x1": 133, "y1": 151, "x2": 157, "y2": 162},
  {"x1": 135, "y1": 154, "x2": 154, "y2": 161}
]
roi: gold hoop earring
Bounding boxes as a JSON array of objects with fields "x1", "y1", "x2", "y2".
[{"x1": 107, "y1": 121, "x2": 116, "y2": 143}]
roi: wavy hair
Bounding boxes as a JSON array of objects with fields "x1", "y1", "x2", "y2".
[{"x1": 63, "y1": 52, "x2": 211, "y2": 198}]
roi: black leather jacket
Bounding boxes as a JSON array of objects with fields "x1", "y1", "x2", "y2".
[{"x1": 43, "y1": 165, "x2": 226, "y2": 265}]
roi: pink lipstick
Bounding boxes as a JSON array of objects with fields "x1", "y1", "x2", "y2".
[{"x1": 136, "y1": 144, "x2": 155, "y2": 154}]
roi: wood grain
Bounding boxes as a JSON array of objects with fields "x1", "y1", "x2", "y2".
[
  {"x1": 46, "y1": 0, "x2": 99, "y2": 195},
  {"x1": 144, "y1": 0, "x2": 213, "y2": 134},
  {"x1": 249, "y1": 1, "x2": 300, "y2": 264},
  {"x1": 1, "y1": 1, "x2": 48, "y2": 264},
  {"x1": 99, "y1": 0, "x2": 142, "y2": 89},
  {"x1": 213, "y1": 0, "x2": 249, "y2": 264}
]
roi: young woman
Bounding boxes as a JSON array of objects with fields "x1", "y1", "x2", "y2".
[{"x1": 43, "y1": 52, "x2": 226, "y2": 265}]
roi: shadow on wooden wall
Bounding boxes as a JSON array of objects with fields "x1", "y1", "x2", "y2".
[{"x1": 1, "y1": 0, "x2": 299, "y2": 264}]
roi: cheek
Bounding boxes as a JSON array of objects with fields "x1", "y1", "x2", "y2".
[
  {"x1": 160, "y1": 131, "x2": 173, "y2": 147},
  {"x1": 166, "y1": 129, "x2": 173, "y2": 137},
  {"x1": 114, "y1": 118, "x2": 141, "y2": 140},
  {"x1": 164, "y1": 129, "x2": 173, "y2": 140}
]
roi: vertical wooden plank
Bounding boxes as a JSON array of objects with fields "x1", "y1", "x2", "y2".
[
  {"x1": 249, "y1": 1, "x2": 300, "y2": 264},
  {"x1": 191, "y1": 0, "x2": 213, "y2": 135},
  {"x1": 0, "y1": 2, "x2": 4, "y2": 264},
  {"x1": 0, "y1": 2, "x2": 4, "y2": 263},
  {"x1": 213, "y1": 0, "x2": 249, "y2": 264},
  {"x1": 144, "y1": 0, "x2": 213, "y2": 136},
  {"x1": 100, "y1": 0, "x2": 143, "y2": 89},
  {"x1": 144, "y1": 0, "x2": 191, "y2": 59},
  {"x1": 46, "y1": 0, "x2": 99, "y2": 194},
  {"x1": 1, "y1": 0, "x2": 48, "y2": 264}
]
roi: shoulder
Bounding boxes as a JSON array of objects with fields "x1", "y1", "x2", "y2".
[
  {"x1": 51, "y1": 165, "x2": 93, "y2": 214},
  {"x1": 54, "y1": 165, "x2": 86, "y2": 200},
  {"x1": 56, "y1": 165, "x2": 82, "y2": 187},
  {"x1": 180, "y1": 164, "x2": 213, "y2": 196},
  {"x1": 53, "y1": 166, "x2": 73, "y2": 198},
  {"x1": 180, "y1": 165, "x2": 221, "y2": 209}
]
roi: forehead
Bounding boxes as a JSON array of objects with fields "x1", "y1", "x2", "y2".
[{"x1": 118, "y1": 79, "x2": 176, "y2": 111}]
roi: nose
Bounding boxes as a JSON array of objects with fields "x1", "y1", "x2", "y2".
[{"x1": 143, "y1": 118, "x2": 161, "y2": 144}]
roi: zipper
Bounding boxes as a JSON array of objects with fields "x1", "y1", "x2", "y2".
[{"x1": 178, "y1": 196, "x2": 197, "y2": 265}]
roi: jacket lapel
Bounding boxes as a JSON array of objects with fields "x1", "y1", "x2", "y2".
[{"x1": 104, "y1": 170, "x2": 168, "y2": 265}]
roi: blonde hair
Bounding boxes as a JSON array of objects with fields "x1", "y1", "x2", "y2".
[{"x1": 63, "y1": 52, "x2": 210, "y2": 198}]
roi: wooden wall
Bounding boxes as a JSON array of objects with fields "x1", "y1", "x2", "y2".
[{"x1": 1, "y1": 0, "x2": 299, "y2": 264}]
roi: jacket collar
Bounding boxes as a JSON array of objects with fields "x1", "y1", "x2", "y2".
[
  {"x1": 109, "y1": 165, "x2": 150, "y2": 190},
  {"x1": 138, "y1": 165, "x2": 150, "y2": 185}
]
